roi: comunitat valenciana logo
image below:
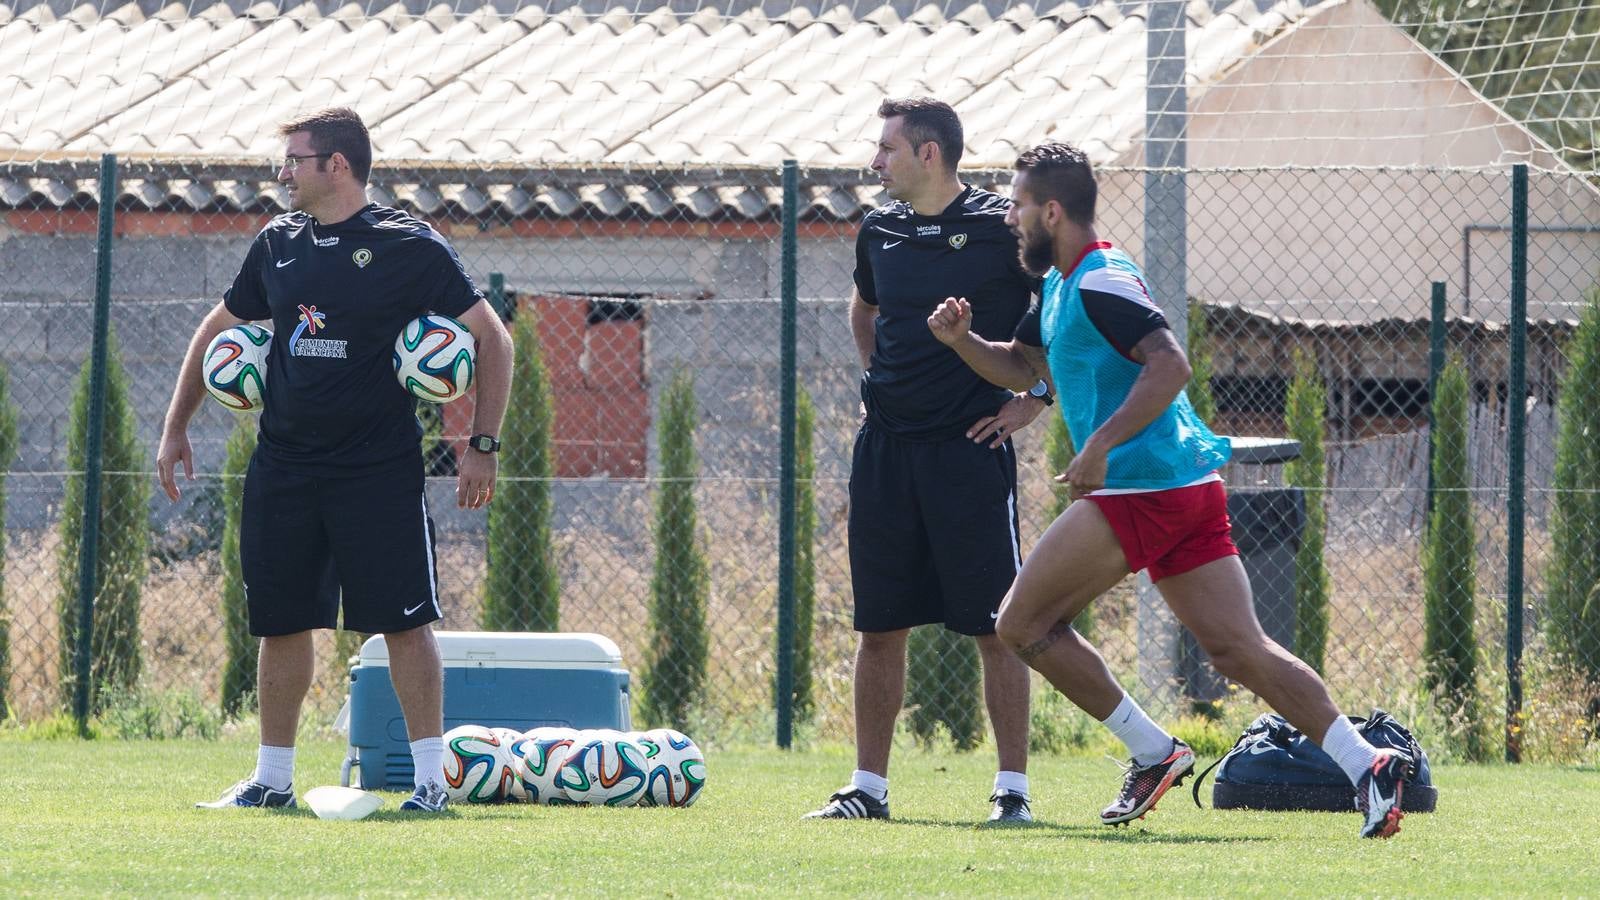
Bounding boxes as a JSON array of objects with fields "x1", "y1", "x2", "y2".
[{"x1": 290, "y1": 304, "x2": 349, "y2": 359}]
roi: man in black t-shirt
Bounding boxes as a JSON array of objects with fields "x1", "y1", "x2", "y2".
[
  {"x1": 804, "y1": 98, "x2": 1049, "y2": 824},
  {"x1": 156, "y1": 108, "x2": 513, "y2": 814}
]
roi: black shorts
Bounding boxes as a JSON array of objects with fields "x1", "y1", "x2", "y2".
[
  {"x1": 848, "y1": 423, "x2": 1021, "y2": 636},
  {"x1": 240, "y1": 451, "x2": 441, "y2": 637}
]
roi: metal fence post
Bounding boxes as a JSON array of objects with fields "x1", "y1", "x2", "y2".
[
  {"x1": 488, "y1": 271, "x2": 507, "y2": 318},
  {"x1": 1506, "y1": 164, "x2": 1528, "y2": 763},
  {"x1": 775, "y1": 160, "x2": 799, "y2": 748},
  {"x1": 73, "y1": 153, "x2": 118, "y2": 735}
]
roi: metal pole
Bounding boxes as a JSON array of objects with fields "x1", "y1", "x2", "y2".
[
  {"x1": 488, "y1": 271, "x2": 507, "y2": 318},
  {"x1": 1506, "y1": 164, "x2": 1528, "y2": 763},
  {"x1": 775, "y1": 160, "x2": 799, "y2": 748},
  {"x1": 73, "y1": 153, "x2": 118, "y2": 734},
  {"x1": 1138, "y1": 0, "x2": 1188, "y2": 709},
  {"x1": 1426, "y1": 281, "x2": 1446, "y2": 521}
]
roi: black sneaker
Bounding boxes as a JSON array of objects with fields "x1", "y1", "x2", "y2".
[
  {"x1": 987, "y1": 791, "x2": 1033, "y2": 824},
  {"x1": 196, "y1": 779, "x2": 296, "y2": 809},
  {"x1": 803, "y1": 787, "x2": 889, "y2": 820},
  {"x1": 1355, "y1": 750, "x2": 1410, "y2": 839},
  {"x1": 1100, "y1": 739, "x2": 1195, "y2": 826},
  {"x1": 400, "y1": 781, "x2": 449, "y2": 813}
]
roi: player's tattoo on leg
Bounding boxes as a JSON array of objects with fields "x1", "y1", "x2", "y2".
[{"x1": 1015, "y1": 620, "x2": 1073, "y2": 662}]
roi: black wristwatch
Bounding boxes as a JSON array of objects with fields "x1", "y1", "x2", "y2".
[
  {"x1": 1026, "y1": 379, "x2": 1054, "y2": 406},
  {"x1": 467, "y1": 433, "x2": 501, "y2": 454}
]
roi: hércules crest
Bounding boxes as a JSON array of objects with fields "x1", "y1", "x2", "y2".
[
  {"x1": 949, "y1": 233, "x2": 968, "y2": 249},
  {"x1": 352, "y1": 248, "x2": 373, "y2": 268}
]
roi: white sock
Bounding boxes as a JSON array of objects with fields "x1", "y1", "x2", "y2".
[
  {"x1": 993, "y1": 770, "x2": 1030, "y2": 799},
  {"x1": 1319, "y1": 715, "x2": 1381, "y2": 787},
  {"x1": 850, "y1": 769, "x2": 889, "y2": 801},
  {"x1": 411, "y1": 736, "x2": 445, "y2": 789},
  {"x1": 252, "y1": 744, "x2": 295, "y2": 791},
  {"x1": 1101, "y1": 694, "x2": 1175, "y2": 767}
]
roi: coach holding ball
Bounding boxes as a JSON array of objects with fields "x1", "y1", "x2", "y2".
[{"x1": 156, "y1": 107, "x2": 513, "y2": 814}]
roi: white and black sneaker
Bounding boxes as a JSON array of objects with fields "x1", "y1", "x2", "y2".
[
  {"x1": 400, "y1": 781, "x2": 449, "y2": 813},
  {"x1": 1355, "y1": 750, "x2": 1410, "y2": 839},
  {"x1": 803, "y1": 787, "x2": 889, "y2": 820},
  {"x1": 987, "y1": 791, "x2": 1033, "y2": 824},
  {"x1": 196, "y1": 779, "x2": 296, "y2": 809}
]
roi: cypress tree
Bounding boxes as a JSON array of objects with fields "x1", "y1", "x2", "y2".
[
  {"x1": 907, "y1": 626, "x2": 983, "y2": 750},
  {"x1": 640, "y1": 369, "x2": 708, "y2": 727},
  {"x1": 57, "y1": 328, "x2": 149, "y2": 712},
  {"x1": 0, "y1": 364, "x2": 16, "y2": 717},
  {"x1": 1549, "y1": 287, "x2": 1600, "y2": 706},
  {"x1": 1186, "y1": 298, "x2": 1218, "y2": 425},
  {"x1": 1043, "y1": 412, "x2": 1092, "y2": 639},
  {"x1": 219, "y1": 415, "x2": 258, "y2": 717},
  {"x1": 778, "y1": 383, "x2": 818, "y2": 722},
  {"x1": 484, "y1": 308, "x2": 559, "y2": 631},
  {"x1": 1422, "y1": 354, "x2": 1483, "y2": 757},
  {"x1": 1284, "y1": 348, "x2": 1330, "y2": 673}
]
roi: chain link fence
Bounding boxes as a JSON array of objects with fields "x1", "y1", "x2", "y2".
[{"x1": 1, "y1": 161, "x2": 1598, "y2": 760}]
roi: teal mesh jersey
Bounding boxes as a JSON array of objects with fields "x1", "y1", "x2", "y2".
[{"x1": 1039, "y1": 244, "x2": 1231, "y2": 489}]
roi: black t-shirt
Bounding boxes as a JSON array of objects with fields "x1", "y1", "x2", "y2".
[
  {"x1": 854, "y1": 185, "x2": 1039, "y2": 440},
  {"x1": 223, "y1": 204, "x2": 482, "y2": 473}
]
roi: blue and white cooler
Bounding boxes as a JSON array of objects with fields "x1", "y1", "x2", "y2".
[{"x1": 340, "y1": 630, "x2": 631, "y2": 789}]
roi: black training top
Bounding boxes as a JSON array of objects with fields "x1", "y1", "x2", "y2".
[
  {"x1": 854, "y1": 185, "x2": 1039, "y2": 440},
  {"x1": 223, "y1": 204, "x2": 482, "y2": 473}
]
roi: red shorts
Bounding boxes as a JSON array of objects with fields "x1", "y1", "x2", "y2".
[{"x1": 1085, "y1": 480, "x2": 1239, "y2": 582}]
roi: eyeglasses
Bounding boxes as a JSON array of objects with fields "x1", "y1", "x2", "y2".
[{"x1": 280, "y1": 153, "x2": 333, "y2": 172}]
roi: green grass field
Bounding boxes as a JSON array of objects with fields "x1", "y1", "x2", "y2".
[{"x1": 3, "y1": 736, "x2": 1597, "y2": 896}]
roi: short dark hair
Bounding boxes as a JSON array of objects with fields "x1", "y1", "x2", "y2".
[
  {"x1": 278, "y1": 107, "x2": 372, "y2": 183},
  {"x1": 1014, "y1": 142, "x2": 1096, "y2": 226},
  {"x1": 877, "y1": 97, "x2": 963, "y2": 172}
]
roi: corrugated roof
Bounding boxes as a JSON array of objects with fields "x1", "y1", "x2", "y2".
[{"x1": 0, "y1": 0, "x2": 1333, "y2": 218}]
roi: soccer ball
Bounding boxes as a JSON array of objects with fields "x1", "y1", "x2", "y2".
[
  {"x1": 489, "y1": 727, "x2": 529, "y2": 801},
  {"x1": 202, "y1": 324, "x2": 271, "y2": 411},
  {"x1": 556, "y1": 730, "x2": 649, "y2": 807},
  {"x1": 513, "y1": 727, "x2": 580, "y2": 805},
  {"x1": 393, "y1": 314, "x2": 475, "y2": 403},
  {"x1": 441, "y1": 724, "x2": 515, "y2": 803},
  {"x1": 636, "y1": 728, "x2": 707, "y2": 808}
]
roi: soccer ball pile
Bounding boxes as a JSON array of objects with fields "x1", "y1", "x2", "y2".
[{"x1": 441, "y1": 724, "x2": 706, "y2": 808}]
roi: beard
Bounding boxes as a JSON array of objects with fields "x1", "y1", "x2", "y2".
[{"x1": 1019, "y1": 227, "x2": 1054, "y2": 276}]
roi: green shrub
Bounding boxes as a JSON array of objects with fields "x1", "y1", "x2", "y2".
[
  {"x1": 484, "y1": 308, "x2": 560, "y2": 631},
  {"x1": 1027, "y1": 682, "x2": 1099, "y2": 754},
  {"x1": 1548, "y1": 285, "x2": 1600, "y2": 715},
  {"x1": 219, "y1": 415, "x2": 258, "y2": 717},
  {"x1": 1186, "y1": 298, "x2": 1218, "y2": 425},
  {"x1": 56, "y1": 328, "x2": 148, "y2": 713},
  {"x1": 1422, "y1": 354, "x2": 1484, "y2": 758},
  {"x1": 1284, "y1": 348, "x2": 1329, "y2": 673},
  {"x1": 640, "y1": 369, "x2": 709, "y2": 727},
  {"x1": 906, "y1": 625, "x2": 982, "y2": 750},
  {"x1": 0, "y1": 363, "x2": 16, "y2": 718},
  {"x1": 776, "y1": 384, "x2": 819, "y2": 722},
  {"x1": 96, "y1": 685, "x2": 222, "y2": 741}
]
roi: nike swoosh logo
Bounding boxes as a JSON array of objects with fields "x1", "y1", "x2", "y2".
[
  {"x1": 403, "y1": 601, "x2": 429, "y2": 616},
  {"x1": 989, "y1": 611, "x2": 999, "y2": 619},
  {"x1": 276, "y1": 258, "x2": 296, "y2": 268},
  {"x1": 882, "y1": 241, "x2": 902, "y2": 249}
]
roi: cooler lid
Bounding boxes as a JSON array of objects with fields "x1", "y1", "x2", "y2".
[{"x1": 358, "y1": 631, "x2": 623, "y2": 668}]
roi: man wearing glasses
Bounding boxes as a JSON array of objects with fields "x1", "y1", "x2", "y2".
[{"x1": 156, "y1": 107, "x2": 513, "y2": 813}]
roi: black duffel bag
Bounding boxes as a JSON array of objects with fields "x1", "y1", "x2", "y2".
[{"x1": 1191, "y1": 708, "x2": 1438, "y2": 812}]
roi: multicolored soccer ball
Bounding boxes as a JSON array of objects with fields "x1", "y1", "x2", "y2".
[
  {"x1": 636, "y1": 728, "x2": 707, "y2": 808},
  {"x1": 490, "y1": 727, "x2": 529, "y2": 801},
  {"x1": 556, "y1": 730, "x2": 649, "y2": 806},
  {"x1": 393, "y1": 314, "x2": 475, "y2": 403},
  {"x1": 441, "y1": 724, "x2": 515, "y2": 803},
  {"x1": 513, "y1": 727, "x2": 579, "y2": 805},
  {"x1": 202, "y1": 324, "x2": 271, "y2": 411}
]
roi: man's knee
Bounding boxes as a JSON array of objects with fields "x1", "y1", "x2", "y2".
[
  {"x1": 858, "y1": 629, "x2": 908, "y2": 654},
  {"x1": 1200, "y1": 635, "x2": 1271, "y2": 682}
]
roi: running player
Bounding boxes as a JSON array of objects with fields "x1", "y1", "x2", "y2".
[{"x1": 926, "y1": 141, "x2": 1410, "y2": 839}]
